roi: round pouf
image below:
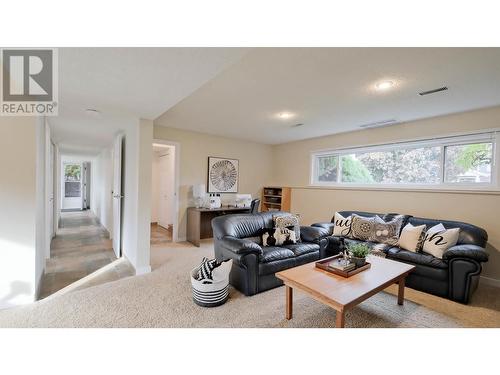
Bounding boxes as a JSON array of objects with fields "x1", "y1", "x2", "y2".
[{"x1": 191, "y1": 262, "x2": 230, "y2": 307}]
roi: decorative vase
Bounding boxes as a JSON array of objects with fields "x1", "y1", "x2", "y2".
[{"x1": 352, "y1": 256, "x2": 366, "y2": 268}]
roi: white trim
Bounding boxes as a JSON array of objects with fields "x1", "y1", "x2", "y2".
[
  {"x1": 152, "y1": 139, "x2": 181, "y2": 243},
  {"x1": 135, "y1": 265, "x2": 152, "y2": 275},
  {"x1": 480, "y1": 275, "x2": 500, "y2": 288},
  {"x1": 311, "y1": 127, "x2": 500, "y2": 155},
  {"x1": 310, "y1": 129, "x2": 498, "y2": 191}
]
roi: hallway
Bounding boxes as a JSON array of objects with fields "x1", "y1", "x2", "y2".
[{"x1": 39, "y1": 210, "x2": 132, "y2": 299}]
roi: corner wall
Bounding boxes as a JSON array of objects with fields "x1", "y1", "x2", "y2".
[
  {"x1": 272, "y1": 106, "x2": 500, "y2": 283},
  {"x1": 0, "y1": 116, "x2": 39, "y2": 309},
  {"x1": 121, "y1": 118, "x2": 153, "y2": 274}
]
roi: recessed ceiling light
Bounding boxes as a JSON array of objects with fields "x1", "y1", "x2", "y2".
[
  {"x1": 375, "y1": 80, "x2": 395, "y2": 91},
  {"x1": 277, "y1": 111, "x2": 295, "y2": 120}
]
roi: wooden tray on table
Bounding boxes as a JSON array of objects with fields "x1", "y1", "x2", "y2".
[{"x1": 315, "y1": 254, "x2": 371, "y2": 278}]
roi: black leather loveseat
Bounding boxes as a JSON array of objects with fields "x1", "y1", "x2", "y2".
[
  {"x1": 212, "y1": 211, "x2": 329, "y2": 296},
  {"x1": 313, "y1": 211, "x2": 489, "y2": 304}
]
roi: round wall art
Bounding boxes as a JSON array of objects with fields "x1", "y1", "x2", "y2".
[{"x1": 208, "y1": 157, "x2": 239, "y2": 193}]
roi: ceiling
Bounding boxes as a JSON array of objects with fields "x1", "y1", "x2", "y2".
[
  {"x1": 50, "y1": 47, "x2": 249, "y2": 154},
  {"x1": 155, "y1": 48, "x2": 500, "y2": 144}
]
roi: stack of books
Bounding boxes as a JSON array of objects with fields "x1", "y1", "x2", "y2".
[{"x1": 328, "y1": 259, "x2": 356, "y2": 272}]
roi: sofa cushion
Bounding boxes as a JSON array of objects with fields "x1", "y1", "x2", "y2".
[
  {"x1": 259, "y1": 246, "x2": 295, "y2": 263},
  {"x1": 273, "y1": 213, "x2": 301, "y2": 242},
  {"x1": 351, "y1": 214, "x2": 405, "y2": 246},
  {"x1": 332, "y1": 212, "x2": 353, "y2": 237},
  {"x1": 422, "y1": 224, "x2": 460, "y2": 259},
  {"x1": 262, "y1": 228, "x2": 297, "y2": 246},
  {"x1": 386, "y1": 247, "x2": 448, "y2": 269},
  {"x1": 258, "y1": 257, "x2": 296, "y2": 276},
  {"x1": 398, "y1": 223, "x2": 426, "y2": 252},
  {"x1": 408, "y1": 216, "x2": 487, "y2": 247},
  {"x1": 283, "y1": 242, "x2": 320, "y2": 257}
]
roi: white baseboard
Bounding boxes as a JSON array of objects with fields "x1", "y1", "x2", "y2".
[
  {"x1": 480, "y1": 275, "x2": 500, "y2": 288},
  {"x1": 135, "y1": 265, "x2": 152, "y2": 275},
  {"x1": 122, "y1": 254, "x2": 151, "y2": 275}
]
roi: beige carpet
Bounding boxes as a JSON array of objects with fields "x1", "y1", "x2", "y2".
[{"x1": 0, "y1": 240, "x2": 499, "y2": 328}]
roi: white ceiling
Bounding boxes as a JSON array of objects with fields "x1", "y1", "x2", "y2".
[
  {"x1": 155, "y1": 48, "x2": 500, "y2": 144},
  {"x1": 50, "y1": 47, "x2": 249, "y2": 154}
]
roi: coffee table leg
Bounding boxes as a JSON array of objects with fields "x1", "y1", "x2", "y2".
[
  {"x1": 398, "y1": 277, "x2": 406, "y2": 305},
  {"x1": 335, "y1": 310, "x2": 345, "y2": 328},
  {"x1": 286, "y1": 286, "x2": 293, "y2": 320}
]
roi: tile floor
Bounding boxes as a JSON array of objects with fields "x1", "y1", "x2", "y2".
[{"x1": 39, "y1": 210, "x2": 127, "y2": 299}]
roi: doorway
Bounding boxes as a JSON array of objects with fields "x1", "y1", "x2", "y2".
[{"x1": 151, "y1": 141, "x2": 179, "y2": 245}]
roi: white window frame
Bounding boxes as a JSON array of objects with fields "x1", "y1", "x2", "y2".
[{"x1": 310, "y1": 130, "x2": 499, "y2": 191}]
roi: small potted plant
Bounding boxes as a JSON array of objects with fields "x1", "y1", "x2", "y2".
[{"x1": 348, "y1": 243, "x2": 371, "y2": 267}]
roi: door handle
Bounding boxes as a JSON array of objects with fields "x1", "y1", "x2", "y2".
[{"x1": 113, "y1": 194, "x2": 124, "y2": 199}]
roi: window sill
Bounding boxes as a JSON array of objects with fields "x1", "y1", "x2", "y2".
[{"x1": 301, "y1": 184, "x2": 500, "y2": 195}]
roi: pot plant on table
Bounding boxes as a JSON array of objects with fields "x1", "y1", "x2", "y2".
[{"x1": 348, "y1": 243, "x2": 371, "y2": 267}]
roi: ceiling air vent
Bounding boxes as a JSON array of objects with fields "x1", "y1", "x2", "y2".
[
  {"x1": 418, "y1": 86, "x2": 448, "y2": 96},
  {"x1": 359, "y1": 119, "x2": 398, "y2": 129}
]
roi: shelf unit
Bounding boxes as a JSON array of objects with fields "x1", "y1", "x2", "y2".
[{"x1": 261, "y1": 186, "x2": 291, "y2": 212}]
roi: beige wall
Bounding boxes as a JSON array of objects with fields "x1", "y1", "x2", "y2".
[
  {"x1": 153, "y1": 106, "x2": 500, "y2": 282},
  {"x1": 152, "y1": 126, "x2": 274, "y2": 239},
  {"x1": 273, "y1": 106, "x2": 500, "y2": 282},
  {"x1": 0, "y1": 117, "x2": 39, "y2": 308}
]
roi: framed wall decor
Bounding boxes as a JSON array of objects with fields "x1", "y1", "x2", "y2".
[{"x1": 207, "y1": 157, "x2": 239, "y2": 193}]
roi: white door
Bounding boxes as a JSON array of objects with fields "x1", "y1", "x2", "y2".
[
  {"x1": 112, "y1": 134, "x2": 123, "y2": 258},
  {"x1": 158, "y1": 148, "x2": 175, "y2": 229}
]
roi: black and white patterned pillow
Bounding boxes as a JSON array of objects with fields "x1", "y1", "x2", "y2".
[
  {"x1": 273, "y1": 214, "x2": 301, "y2": 242},
  {"x1": 332, "y1": 212, "x2": 353, "y2": 237},
  {"x1": 275, "y1": 227, "x2": 297, "y2": 245},
  {"x1": 351, "y1": 214, "x2": 404, "y2": 246},
  {"x1": 262, "y1": 228, "x2": 277, "y2": 247},
  {"x1": 262, "y1": 227, "x2": 297, "y2": 246},
  {"x1": 196, "y1": 257, "x2": 221, "y2": 283}
]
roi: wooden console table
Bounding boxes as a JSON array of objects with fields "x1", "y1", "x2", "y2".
[{"x1": 186, "y1": 206, "x2": 251, "y2": 247}]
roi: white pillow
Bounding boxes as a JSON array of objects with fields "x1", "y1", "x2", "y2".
[
  {"x1": 422, "y1": 223, "x2": 460, "y2": 259},
  {"x1": 398, "y1": 223, "x2": 426, "y2": 252},
  {"x1": 333, "y1": 212, "x2": 352, "y2": 237}
]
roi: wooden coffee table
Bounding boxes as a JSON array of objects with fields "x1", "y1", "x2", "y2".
[{"x1": 276, "y1": 255, "x2": 415, "y2": 328}]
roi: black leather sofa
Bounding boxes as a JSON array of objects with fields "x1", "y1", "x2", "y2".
[
  {"x1": 313, "y1": 211, "x2": 489, "y2": 304},
  {"x1": 212, "y1": 211, "x2": 329, "y2": 296}
]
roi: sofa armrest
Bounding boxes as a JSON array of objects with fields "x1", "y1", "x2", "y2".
[
  {"x1": 300, "y1": 226, "x2": 330, "y2": 243},
  {"x1": 443, "y1": 244, "x2": 489, "y2": 263},
  {"x1": 311, "y1": 222, "x2": 334, "y2": 235},
  {"x1": 220, "y1": 236, "x2": 263, "y2": 256}
]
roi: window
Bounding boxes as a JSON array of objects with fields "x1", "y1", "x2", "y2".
[
  {"x1": 311, "y1": 132, "x2": 497, "y2": 190},
  {"x1": 64, "y1": 164, "x2": 82, "y2": 198},
  {"x1": 444, "y1": 143, "x2": 493, "y2": 183}
]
